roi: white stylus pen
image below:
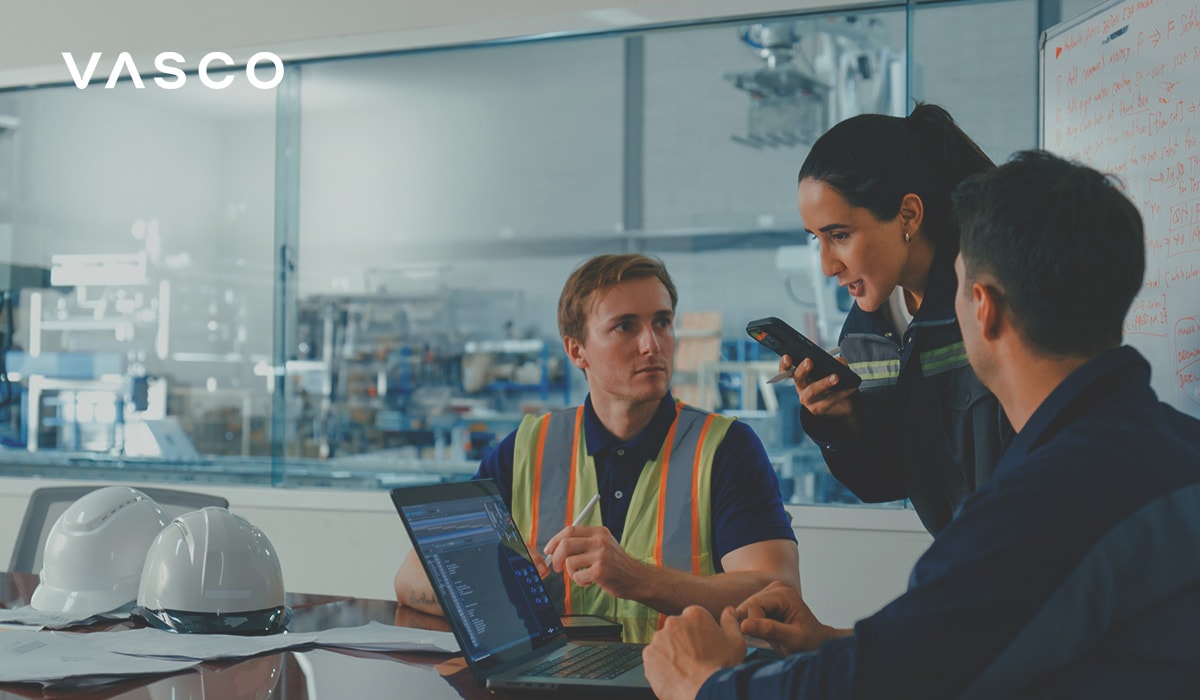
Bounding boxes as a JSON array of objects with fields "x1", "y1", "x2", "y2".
[
  {"x1": 767, "y1": 347, "x2": 841, "y2": 384},
  {"x1": 571, "y1": 492, "x2": 601, "y2": 527},
  {"x1": 545, "y1": 492, "x2": 601, "y2": 555}
]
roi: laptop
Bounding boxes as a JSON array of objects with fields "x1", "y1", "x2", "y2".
[{"x1": 391, "y1": 480, "x2": 652, "y2": 694}]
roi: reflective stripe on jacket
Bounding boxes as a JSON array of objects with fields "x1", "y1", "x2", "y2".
[{"x1": 511, "y1": 401, "x2": 733, "y2": 631}]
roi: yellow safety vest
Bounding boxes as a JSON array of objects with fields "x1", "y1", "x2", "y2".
[{"x1": 511, "y1": 401, "x2": 734, "y2": 639}]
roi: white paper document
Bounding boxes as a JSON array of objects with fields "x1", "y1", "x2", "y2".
[
  {"x1": 99, "y1": 621, "x2": 458, "y2": 662},
  {"x1": 311, "y1": 620, "x2": 459, "y2": 653},
  {"x1": 0, "y1": 604, "x2": 131, "y2": 629},
  {"x1": 0, "y1": 628, "x2": 198, "y2": 684},
  {"x1": 0, "y1": 621, "x2": 460, "y2": 685},
  {"x1": 93, "y1": 627, "x2": 321, "y2": 661}
]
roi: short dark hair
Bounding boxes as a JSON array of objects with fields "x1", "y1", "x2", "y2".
[
  {"x1": 557, "y1": 254, "x2": 677, "y2": 343},
  {"x1": 798, "y1": 103, "x2": 995, "y2": 250},
  {"x1": 952, "y1": 150, "x2": 1145, "y2": 357}
]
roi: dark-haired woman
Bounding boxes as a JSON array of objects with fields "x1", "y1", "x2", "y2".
[{"x1": 783, "y1": 103, "x2": 1012, "y2": 534}]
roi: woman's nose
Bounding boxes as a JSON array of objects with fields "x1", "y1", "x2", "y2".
[{"x1": 819, "y1": 245, "x2": 844, "y2": 278}]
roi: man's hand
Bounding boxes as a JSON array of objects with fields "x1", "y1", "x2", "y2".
[
  {"x1": 542, "y1": 525, "x2": 648, "y2": 599},
  {"x1": 643, "y1": 606, "x2": 746, "y2": 700},
  {"x1": 735, "y1": 580, "x2": 849, "y2": 656},
  {"x1": 527, "y1": 541, "x2": 551, "y2": 579}
]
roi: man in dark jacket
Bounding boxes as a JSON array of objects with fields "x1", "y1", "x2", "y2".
[{"x1": 642, "y1": 151, "x2": 1200, "y2": 699}]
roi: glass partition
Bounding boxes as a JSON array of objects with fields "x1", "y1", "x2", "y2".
[
  {"x1": 0, "y1": 3, "x2": 1039, "y2": 506},
  {"x1": 911, "y1": 0, "x2": 1039, "y2": 164}
]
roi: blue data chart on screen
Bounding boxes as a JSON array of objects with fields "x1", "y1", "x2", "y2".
[{"x1": 404, "y1": 496, "x2": 561, "y2": 660}]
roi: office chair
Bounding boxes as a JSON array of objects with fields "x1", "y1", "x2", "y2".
[{"x1": 8, "y1": 485, "x2": 229, "y2": 574}]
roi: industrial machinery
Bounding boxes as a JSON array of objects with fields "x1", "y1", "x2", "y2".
[
  {"x1": 7, "y1": 243, "x2": 271, "y2": 458},
  {"x1": 726, "y1": 16, "x2": 905, "y2": 148},
  {"x1": 294, "y1": 289, "x2": 567, "y2": 461}
]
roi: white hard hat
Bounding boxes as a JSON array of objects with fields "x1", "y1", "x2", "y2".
[
  {"x1": 134, "y1": 507, "x2": 290, "y2": 635},
  {"x1": 31, "y1": 486, "x2": 169, "y2": 617}
]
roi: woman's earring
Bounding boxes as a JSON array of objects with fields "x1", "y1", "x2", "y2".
[{"x1": 903, "y1": 230, "x2": 911, "y2": 243}]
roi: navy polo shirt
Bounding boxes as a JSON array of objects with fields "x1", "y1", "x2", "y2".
[{"x1": 474, "y1": 392, "x2": 795, "y2": 569}]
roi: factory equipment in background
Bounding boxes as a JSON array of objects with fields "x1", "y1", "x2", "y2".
[
  {"x1": 726, "y1": 16, "x2": 904, "y2": 148},
  {"x1": 5, "y1": 243, "x2": 271, "y2": 459},
  {"x1": 294, "y1": 289, "x2": 568, "y2": 462}
]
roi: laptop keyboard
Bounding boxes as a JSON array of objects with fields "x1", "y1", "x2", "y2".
[{"x1": 526, "y1": 644, "x2": 644, "y2": 680}]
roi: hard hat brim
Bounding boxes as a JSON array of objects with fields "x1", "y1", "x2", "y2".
[{"x1": 133, "y1": 604, "x2": 292, "y2": 636}]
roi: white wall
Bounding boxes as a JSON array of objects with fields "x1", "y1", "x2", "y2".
[{"x1": 0, "y1": 476, "x2": 929, "y2": 628}]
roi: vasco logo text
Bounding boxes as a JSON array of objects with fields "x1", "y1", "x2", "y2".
[{"x1": 62, "y1": 52, "x2": 284, "y2": 90}]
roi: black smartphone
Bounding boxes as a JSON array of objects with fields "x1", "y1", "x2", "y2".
[
  {"x1": 560, "y1": 614, "x2": 624, "y2": 639},
  {"x1": 745, "y1": 316, "x2": 862, "y2": 391}
]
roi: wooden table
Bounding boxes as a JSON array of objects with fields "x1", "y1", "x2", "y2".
[{"x1": 0, "y1": 571, "x2": 515, "y2": 700}]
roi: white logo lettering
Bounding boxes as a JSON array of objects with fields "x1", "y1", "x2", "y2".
[
  {"x1": 62, "y1": 52, "x2": 103, "y2": 88},
  {"x1": 153, "y1": 51, "x2": 186, "y2": 90},
  {"x1": 108, "y1": 52, "x2": 144, "y2": 89},
  {"x1": 62, "y1": 51, "x2": 284, "y2": 90},
  {"x1": 245, "y1": 52, "x2": 285, "y2": 89},
  {"x1": 198, "y1": 52, "x2": 235, "y2": 89}
]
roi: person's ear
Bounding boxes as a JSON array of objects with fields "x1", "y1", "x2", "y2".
[
  {"x1": 563, "y1": 335, "x2": 588, "y2": 370},
  {"x1": 898, "y1": 194, "x2": 925, "y2": 237},
  {"x1": 975, "y1": 283, "x2": 1004, "y2": 341}
]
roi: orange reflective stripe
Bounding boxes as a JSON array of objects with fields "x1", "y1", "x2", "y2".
[
  {"x1": 692, "y1": 414, "x2": 716, "y2": 575},
  {"x1": 529, "y1": 415, "x2": 552, "y2": 554},
  {"x1": 653, "y1": 402, "x2": 683, "y2": 567},
  {"x1": 562, "y1": 405, "x2": 585, "y2": 615}
]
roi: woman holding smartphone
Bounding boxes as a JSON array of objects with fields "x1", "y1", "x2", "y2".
[{"x1": 784, "y1": 103, "x2": 1012, "y2": 534}]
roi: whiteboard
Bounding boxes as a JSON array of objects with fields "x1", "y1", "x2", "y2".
[{"x1": 1041, "y1": 0, "x2": 1200, "y2": 417}]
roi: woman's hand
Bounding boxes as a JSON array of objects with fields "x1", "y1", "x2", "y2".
[{"x1": 782, "y1": 355, "x2": 858, "y2": 418}]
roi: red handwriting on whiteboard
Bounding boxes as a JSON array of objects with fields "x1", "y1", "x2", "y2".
[
  {"x1": 1127, "y1": 293, "x2": 1169, "y2": 336},
  {"x1": 1175, "y1": 316, "x2": 1200, "y2": 407},
  {"x1": 1181, "y1": 6, "x2": 1200, "y2": 34},
  {"x1": 1165, "y1": 260, "x2": 1200, "y2": 285}
]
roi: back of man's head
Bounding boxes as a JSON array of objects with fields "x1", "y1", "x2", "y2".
[
  {"x1": 952, "y1": 150, "x2": 1145, "y2": 358},
  {"x1": 557, "y1": 254, "x2": 677, "y2": 343}
]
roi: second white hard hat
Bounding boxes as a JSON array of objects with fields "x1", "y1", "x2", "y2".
[{"x1": 134, "y1": 507, "x2": 290, "y2": 635}]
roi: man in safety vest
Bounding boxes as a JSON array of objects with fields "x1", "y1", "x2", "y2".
[{"x1": 395, "y1": 253, "x2": 800, "y2": 635}]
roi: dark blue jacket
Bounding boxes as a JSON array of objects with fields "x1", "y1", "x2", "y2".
[
  {"x1": 700, "y1": 346, "x2": 1200, "y2": 699},
  {"x1": 801, "y1": 248, "x2": 1011, "y2": 533}
]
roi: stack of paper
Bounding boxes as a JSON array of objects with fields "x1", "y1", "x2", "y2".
[{"x1": 0, "y1": 621, "x2": 459, "y2": 686}]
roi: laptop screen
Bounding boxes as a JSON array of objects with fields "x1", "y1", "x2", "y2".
[{"x1": 393, "y1": 481, "x2": 565, "y2": 669}]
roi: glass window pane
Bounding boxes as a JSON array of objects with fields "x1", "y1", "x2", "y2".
[
  {"x1": 297, "y1": 40, "x2": 625, "y2": 293},
  {"x1": 644, "y1": 12, "x2": 908, "y2": 232},
  {"x1": 292, "y1": 40, "x2": 624, "y2": 478},
  {"x1": 912, "y1": 0, "x2": 1040, "y2": 162},
  {"x1": 0, "y1": 77, "x2": 277, "y2": 481}
]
